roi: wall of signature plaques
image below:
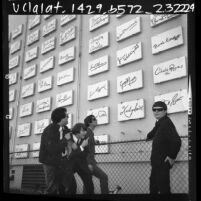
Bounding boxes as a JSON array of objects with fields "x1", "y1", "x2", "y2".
[{"x1": 9, "y1": 14, "x2": 188, "y2": 162}]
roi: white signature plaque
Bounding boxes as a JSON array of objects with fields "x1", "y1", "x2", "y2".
[
  {"x1": 151, "y1": 26, "x2": 183, "y2": 54},
  {"x1": 94, "y1": 135, "x2": 109, "y2": 153},
  {"x1": 89, "y1": 15, "x2": 109, "y2": 32},
  {"x1": 150, "y1": 14, "x2": 179, "y2": 27},
  {"x1": 44, "y1": 15, "x2": 52, "y2": 19},
  {"x1": 38, "y1": 76, "x2": 52, "y2": 93},
  {"x1": 19, "y1": 102, "x2": 33, "y2": 117},
  {"x1": 12, "y1": 24, "x2": 23, "y2": 39},
  {"x1": 34, "y1": 119, "x2": 50, "y2": 134},
  {"x1": 117, "y1": 70, "x2": 143, "y2": 93},
  {"x1": 25, "y1": 46, "x2": 38, "y2": 62},
  {"x1": 89, "y1": 32, "x2": 109, "y2": 54},
  {"x1": 9, "y1": 107, "x2": 14, "y2": 120},
  {"x1": 32, "y1": 142, "x2": 40, "y2": 157},
  {"x1": 27, "y1": 29, "x2": 40, "y2": 46},
  {"x1": 88, "y1": 80, "x2": 109, "y2": 101},
  {"x1": 10, "y1": 40, "x2": 21, "y2": 54},
  {"x1": 57, "y1": 67, "x2": 74, "y2": 86},
  {"x1": 9, "y1": 55, "x2": 20, "y2": 70},
  {"x1": 9, "y1": 90, "x2": 16, "y2": 102},
  {"x1": 154, "y1": 89, "x2": 188, "y2": 114},
  {"x1": 56, "y1": 90, "x2": 73, "y2": 107},
  {"x1": 58, "y1": 46, "x2": 75, "y2": 65},
  {"x1": 153, "y1": 56, "x2": 187, "y2": 84},
  {"x1": 28, "y1": 15, "x2": 40, "y2": 30},
  {"x1": 23, "y1": 64, "x2": 36, "y2": 80},
  {"x1": 17, "y1": 123, "x2": 31, "y2": 137},
  {"x1": 40, "y1": 56, "x2": 54, "y2": 73},
  {"x1": 21, "y1": 83, "x2": 35, "y2": 98},
  {"x1": 117, "y1": 42, "x2": 142, "y2": 67},
  {"x1": 36, "y1": 97, "x2": 51, "y2": 113},
  {"x1": 9, "y1": 72, "x2": 18, "y2": 85},
  {"x1": 59, "y1": 26, "x2": 76, "y2": 46},
  {"x1": 60, "y1": 15, "x2": 76, "y2": 26},
  {"x1": 88, "y1": 55, "x2": 109, "y2": 76},
  {"x1": 15, "y1": 144, "x2": 29, "y2": 158},
  {"x1": 116, "y1": 17, "x2": 140, "y2": 42},
  {"x1": 87, "y1": 107, "x2": 109, "y2": 125},
  {"x1": 43, "y1": 18, "x2": 57, "y2": 37},
  {"x1": 41, "y1": 37, "x2": 56, "y2": 54},
  {"x1": 118, "y1": 99, "x2": 145, "y2": 121}
]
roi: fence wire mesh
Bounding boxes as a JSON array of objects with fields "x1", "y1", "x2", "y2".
[{"x1": 9, "y1": 137, "x2": 188, "y2": 194}]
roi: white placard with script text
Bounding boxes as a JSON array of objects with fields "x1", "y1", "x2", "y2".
[
  {"x1": 9, "y1": 89, "x2": 16, "y2": 102},
  {"x1": 43, "y1": 18, "x2": 57, "y2": 37},
  {"x1": 87, "y1": 107, "x2": 109, "y2": 125},
  {"x1": 9, "y1": 72, "x2": 18, "y2": 85},
  {"x1": 60, "y1": 15, "x2": 76, "y2": 26},
  {"x1": 88, "y1": 55, "x2": 109, "y2": 76},
  {"x1": 10, "y1": 40, "x2": 21, "y2": 54},
  {"x1": 27, "y1": 29, "x2": 40, "y2": 46},
  {"x1": 25, "y1": 46, "x2": 38, "y2": 62},
  {"x1": 34, "y1": 119, "x2": 50, "y2": 134},
  {"x1": 15, "y1": 144, "x2": 29, "y2": 158},
  {"x1": 28, "y1": 15, "x2": 40, "y2": 30},
  {"x1": 88, "y1": 80, "x2": 109, "y2": 101},
  {"x1": 116, "y1": 17, "x2": 140, "y2": 42},
  {"x1": 32, "y1": 142, "x2": 40, "y2": 157},
  {"x1": 117, "y1": 42, "x2": 142, "y2": 67},
  {"x1": 89, "y1": 15, "x2": 109, "y2": 32},
  {"x1": 154, "y1": 89, "x2": 188, "y2": 114},
  {"x1": 58, "y1": 46, "x2": 75, "y2": 65},
  {"x1": 41, "y1": 37, "x2": 56, "y2": 54},
  {"x1": 17, "y1": 123, "x2": 31, "y2": 137},
  {"x1": 59, "y1": 26, "x2": 76, "y2": 45},
  {"x1": 118, "y1": 99, "x2": 145, "y2": 121},
  {"x1": 94, "y1": 135, "x2": 109, "y2": 153},
  {"x1": 21, "y1": 83, "x2": 35, "y2": 98},
  {"x1": 12, "y1": 24, "x2": 23, "y2": 39},
  {"x1": 23, "y1": 65, "x2": 36, "y2": 80},
  {"x1": 9, "y1": 55, "x2": 20, "y2": 70},
  {"x1": 153, "y1": 56, "x2": 187, "y2": 84},
  {"x1": 38, "y1": 76, "x2": 52, "y2": 93},
  {"x1": 151, "y1": 26, "x2": 183, "y2": 54},
  {"x1": 36, "y1": 97, "x2": 51, "y2": 113},
  {"x1": 57, "y1": 67, "x2": 74, "y2": 86},
  {"x1": 56, "y1": 90, "x2": 73, "y2": 107},
  {"x1": 40, "y1": 56, "x2": 54, "y2": 73},
  {"x1": 19, "y1": 102, "x2": 33, "y2": 117},
  {"x1": 89, "y1": 32, "x2": 109, "y2": 54},
  {"x1": 117, "y1": 70, "x2": 143, "y2": 93},
  {"x1": 150, "y1": 14, "x2": 179, "y2": 27}
]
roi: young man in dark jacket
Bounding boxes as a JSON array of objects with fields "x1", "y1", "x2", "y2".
[
  {"x1": 146, "y1": 101, "x2": 181, "y2": 194},
  {"x1": 84, "y1": 115, "x2": 109, "y2": 194},
  {"x1": 39, "y1": 107, "x2": 76, "y2": 195},
  {"x1": 71, "y1": 123, "x2": 94, "y2": 194}
]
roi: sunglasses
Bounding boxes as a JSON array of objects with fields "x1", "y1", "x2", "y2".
[{"x1": 152, "y1": 108, "x2": 164, "y2": 112}]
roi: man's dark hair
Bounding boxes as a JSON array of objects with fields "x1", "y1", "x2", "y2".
[
  {"x1": 51, "y1": 107, "x2": 67, "y2": 124},
  {"x1": 72, "y1": 123, "x2": 86, "y2": 135},
  {"x1": 84, "y1": 115, "x2": 95, "y2": 128}
]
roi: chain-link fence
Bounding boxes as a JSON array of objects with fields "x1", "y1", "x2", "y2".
[{"x1": 9, "y1": 136, "x2": 188, "y2": 194}]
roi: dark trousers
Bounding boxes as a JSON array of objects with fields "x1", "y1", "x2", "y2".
[
  {"x1": 74, "y1": 159, "x2": 94, "y2": 194},
  {"x1": 92, "y1": 164, "x2": 109, "y2": 194},
  {"x1": 150, "y1": 164, "x2": 171, "y2": 194}
]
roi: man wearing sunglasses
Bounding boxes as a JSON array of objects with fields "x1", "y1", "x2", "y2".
[{"x1": 146, "y1": 101, "x2": 181, "y2": 194}]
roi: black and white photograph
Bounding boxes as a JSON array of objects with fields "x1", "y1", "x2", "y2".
[{"x1": 3, "y1": 0, "x2": 196, "y2": 200}]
